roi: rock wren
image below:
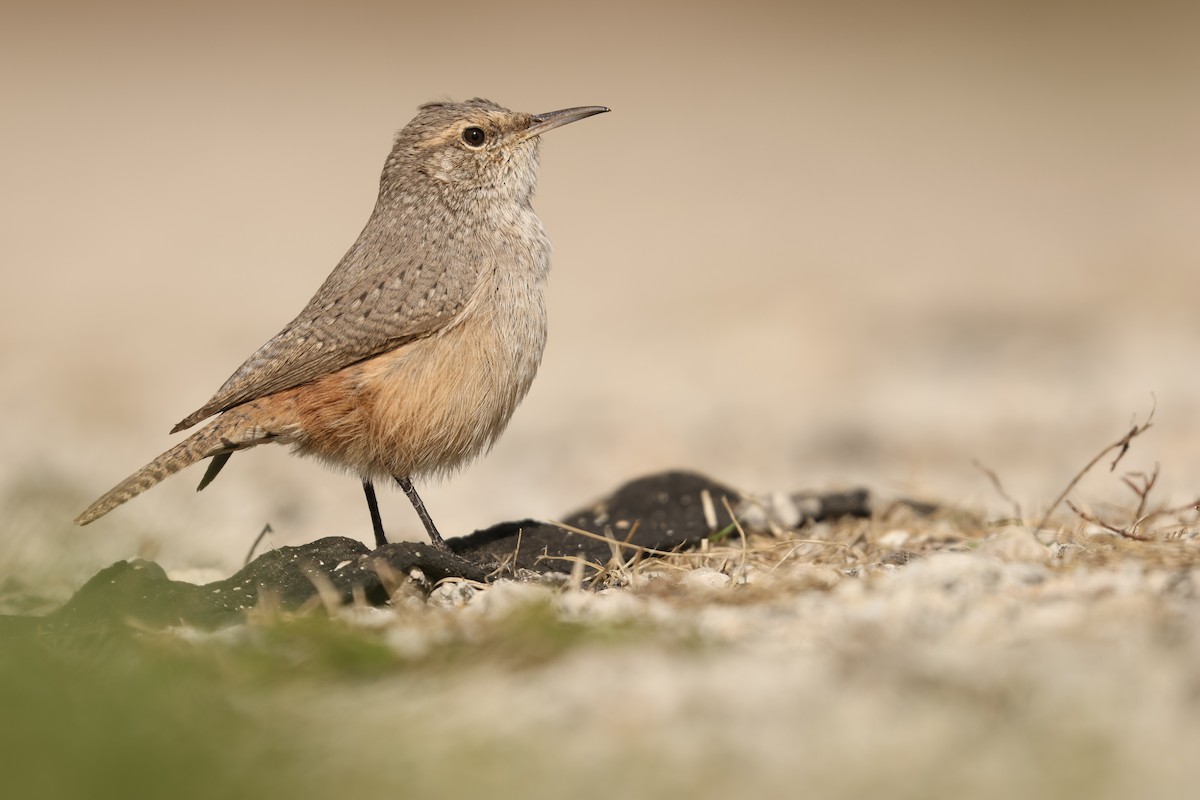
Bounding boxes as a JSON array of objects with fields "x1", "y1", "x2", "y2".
[{"x1": 76, "y1": 98, "x2": 609, "y2": 551}]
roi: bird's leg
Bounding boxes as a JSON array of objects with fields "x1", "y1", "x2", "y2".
[
  {"x1": 361, "y1": 478, "x2": 388, "y2": 548},
  {"x1": 395, "y1": 476, "x2": 450, "y2": 552}
]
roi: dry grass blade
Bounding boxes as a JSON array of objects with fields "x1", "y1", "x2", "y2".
[
  {"x1": 300, "y1": 561, "x2": 343, "y2": 613},
  {"x1": 768, "y1": 543, "x2": 806, "y2": 573},
  {"x1": 544, "y1": 519, "x2": 847, "y2": 561},
  {"x1": 485, "y1": 529, "x2": 524, "y2": 578},
  {"x1": 371, "y1": 557, "x2": 404, "y2": 600},
  {"x1": 972, "y1": 458, "x2": 1023, "y2": 521},
  {"x1": 543, "y1": 520, "x2": 688, "y2": 559},
  {"x1": 721, "y1": 496, "x2": 750, "y2": 584},
  {"x1": 567, "y1": 556, "x2": 588, "y2": 590},
  {"x1": 535, "y1": 553, "x2": 605, "y2": 574},
  {"x1": 700, "y1": 489, "x2": 718, "y2": 531}
]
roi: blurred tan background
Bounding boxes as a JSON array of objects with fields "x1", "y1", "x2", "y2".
[{"x1": 2, "y1": 0, "x2": 1199, "y2": 578}]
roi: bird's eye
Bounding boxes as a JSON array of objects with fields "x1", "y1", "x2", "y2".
[{"x1": 462, "y1": 126, "x2": 487, "y2": 147}]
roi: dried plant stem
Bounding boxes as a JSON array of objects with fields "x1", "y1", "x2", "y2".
[
  {"x1": 244, "y1": 523, "x2": 273, "y2": 566},
  {"x1": 972, "y1": 458, "x2": 1023, "y2": 521},
  {"x1": 1066, "y1": 500, "x2": 1153, "y2": 542},
  {"x1": 1033, "y1": 404, "x2": 1155, "y2": 534}
]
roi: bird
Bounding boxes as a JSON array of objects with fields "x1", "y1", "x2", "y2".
[{"x1": 75, "y1": 98, "x2": 609, "y2": 552}]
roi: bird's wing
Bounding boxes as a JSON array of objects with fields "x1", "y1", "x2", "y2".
[{"x1": 172, "y1": 233, "x2": 483, "y2": 432}]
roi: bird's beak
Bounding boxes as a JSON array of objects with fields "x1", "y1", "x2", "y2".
[{"x1": 522, "y1": 106, "x2": 610, "y2": 139}]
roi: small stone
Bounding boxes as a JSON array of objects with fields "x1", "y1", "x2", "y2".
[{"x1": 682, "y1": 567, "x2": 732, "y2": 591}]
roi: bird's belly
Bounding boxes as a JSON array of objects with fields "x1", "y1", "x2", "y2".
[{"x1": 288, "y1": 294, "x2": 546, "y2": 480}]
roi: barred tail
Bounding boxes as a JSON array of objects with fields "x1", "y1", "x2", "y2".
[{"x1": 75, "y1": 415, "x2": 254, "y2": 526}]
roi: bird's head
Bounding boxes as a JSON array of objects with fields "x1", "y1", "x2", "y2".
[{"x1": 382, "y1": 98, "x2": 608, "y2": 210}]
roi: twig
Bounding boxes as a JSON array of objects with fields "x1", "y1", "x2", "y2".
[
  {"x1": 1133, "y1": 495, "x2": 1200, "y2": 530},
  {"x1": 244, "y1": 523, "x2": 273, "y2": 566},
  {"x1": 972, "y1": 458, "x2": 1023, "y2": 522},
  {"x1": 1033, "y1": 403, "x2": 1155, "y2": 533},
  {"x1": 1109, "y1": 397, "x2": 1156, "y2": 470},
  {"x1": 1066, "y1": 500, "x2": 1153, "y2": 542},
  {"x1": 1122, "y1": 464, "x2": 1159, "y2": 523}
]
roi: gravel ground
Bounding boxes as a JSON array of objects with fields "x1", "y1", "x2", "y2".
[
  {"x1": 267, "y1": 509, "x2": 1200, "y2": 800},
  {"x1": 9, "y1": 496, "x2": 1200, "y2": 799}
]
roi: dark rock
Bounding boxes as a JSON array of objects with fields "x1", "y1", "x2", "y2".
[
  {"x1": 792, "y1": 488, "x2": 872, "y2": 521},
  {"x1": 39, "y1": 537, "x2": 500, "y2": 631},
  {"x1": 215, "y1": 536, "x2": 372, "y2": 611},
  {"x1": 454, "y1": 470, "x2": 741, "y2": 573},
  {"x1": 42, "y1": 538, "x2": 376, "y2": 631},
  {"x1": 49, "y1": 559, "x2": 213, "y2": 629},
  {"x1": 324, "y1": 541, "x2": 493, "y2": 604}
]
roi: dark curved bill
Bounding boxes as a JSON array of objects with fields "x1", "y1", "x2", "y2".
[{"x1": 522, "y1": 106, "x2": 610, "y2": 139}]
